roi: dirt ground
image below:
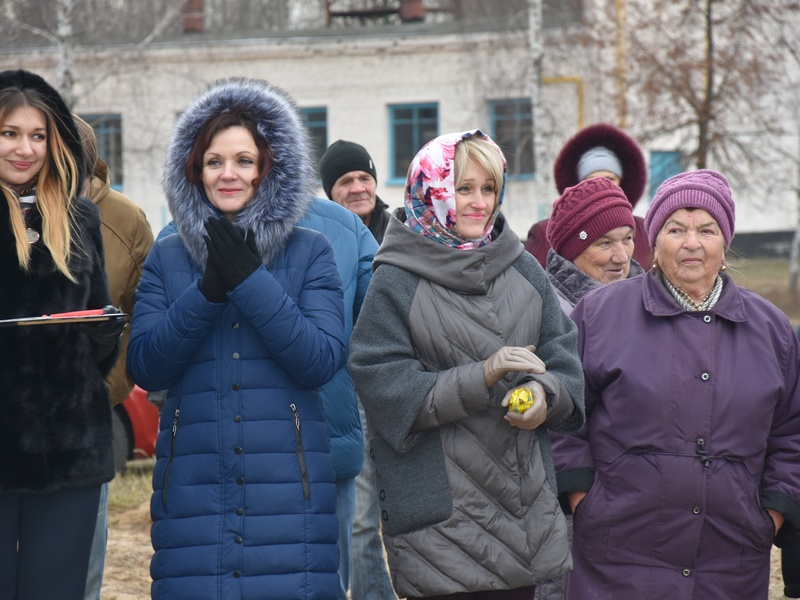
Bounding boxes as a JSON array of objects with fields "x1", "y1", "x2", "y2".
[{"x1": 102, "y1": 498, "x2": 153, "y2": 599}]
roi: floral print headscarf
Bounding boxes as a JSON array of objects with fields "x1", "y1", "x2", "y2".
[{"x1": 404, "y1": 129, "x2": 506, "y2": 249}]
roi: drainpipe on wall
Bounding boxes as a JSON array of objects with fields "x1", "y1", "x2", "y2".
[
  {"x1": 543, "y1": 75, "x2": 584, "y2": 131},
  {"x1": 181, "y1": 0, "x2": 204, "y2": 33},
  {"x1": 399, "y1": 0, "x2": 426, "y2": 23}
]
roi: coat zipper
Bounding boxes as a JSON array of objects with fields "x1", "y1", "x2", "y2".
[
  {"x1": 162, "y1": 407, "x2": 181, "y2": 508},
  {"x1": 290, "y1": 403, "x2": 310, "y2": 500}
]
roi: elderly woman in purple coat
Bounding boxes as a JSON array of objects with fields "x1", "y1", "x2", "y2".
[{"x1": 557, "y1": 169, "x2": 800, "y2": 599}]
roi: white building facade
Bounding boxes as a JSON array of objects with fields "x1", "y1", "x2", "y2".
[{"x1": 0, "y1": 8, "x2": 796, "y2": 246}]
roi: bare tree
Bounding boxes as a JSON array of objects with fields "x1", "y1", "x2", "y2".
[
  {"x1": 528, "y1": 0, "x2": 548, "y2": 195},
  {"x1": 617, "y1": 0, "x2": 800, "y2": 197},
  {"x1": 0, "y1": 0, "x2": 186, "y2": 108},
  {"x1": 536, "y1": 0, "x2": 800, "y2": 286},
  {"x1": 772, "y1": 1, "x2": 800, "y2": 291},
  {"x1": 55, "y1": 0, "x2": 76, "y2": 108}
]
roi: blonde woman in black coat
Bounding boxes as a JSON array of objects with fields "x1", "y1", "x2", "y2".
[{"x1": 0, "y1": 69, "x2": 122, "y2": 600}]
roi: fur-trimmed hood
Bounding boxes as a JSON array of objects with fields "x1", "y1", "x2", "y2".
[
  {"x1": 164, "y1": 77, "x2": 315, "y2": 268},
  {"x1": 553, "y1": 123, "x2": 647, "y2": 208}
]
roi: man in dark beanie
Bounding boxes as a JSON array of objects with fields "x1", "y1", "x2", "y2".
[{"x1": 319, "y1": 140, "x2": 392, "y2": 244}]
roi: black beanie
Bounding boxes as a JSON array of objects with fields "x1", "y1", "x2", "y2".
[{"x1": 318, "y1": 140, "x2": 377, "y2": 199}]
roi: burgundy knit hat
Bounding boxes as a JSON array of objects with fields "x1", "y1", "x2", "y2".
[
  {"x1": 553, "y1": 123, "x2": 647, "y2": 207},
  {"x1": 644, "y1": 169, "x2": 735, "y2": 249},
  {"x1": 546, "y1": 177, "x2": 636, "y2": 261}
]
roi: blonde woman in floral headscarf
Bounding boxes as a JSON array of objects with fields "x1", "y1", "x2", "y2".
[{"x1": 349, "y1": 130, "x2": 585, "y2": 600}]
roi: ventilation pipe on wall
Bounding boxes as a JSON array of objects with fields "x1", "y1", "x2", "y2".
[{"x1": 181, "y1": 0, "x2": 204, "y2": 33}]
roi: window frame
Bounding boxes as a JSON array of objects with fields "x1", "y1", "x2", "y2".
[
  {"x1": 79, "y1": 113, "x2": 124, "y2": 192},
  {"x1": 489, "y1": 98, "x2": 535, "y2": 181},
  {"x1": 300, "y1": 106, "x2": 328, "y2": 180},
  {"x1": 387, "y1": 102, "x2": 439, "y2": 186},
  {"x1": 648, "y1": 150, "x2": 683, "y2": 205}
]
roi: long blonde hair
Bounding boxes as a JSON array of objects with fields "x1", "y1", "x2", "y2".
[{"x1": 0, "y1": 87, "x2": 80, "y2": 281}]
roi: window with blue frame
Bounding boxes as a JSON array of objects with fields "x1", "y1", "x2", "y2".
[
  {"x1": 388, "y1": 103, "x2": 438, "y2": 184},
  {"x1": 301, "y1": 107, "x2": 328, "y2": 177},
  {"x1": 79, "y1": 114, "x2": 123, "y2": 191},
  {"x1": 648, "y1": 150, "x2": 683, "y2": 204},
  {"x1": 490, "y1": 99, "x2": 535, "y2": 179}
]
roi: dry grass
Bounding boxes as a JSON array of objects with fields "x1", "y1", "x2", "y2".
[
  {"x1": 108, "y1": 459, "x2": 154, "y2": 511},
  {"x1": 728, "y1": 257, "x2": 800, "y2": 324}
]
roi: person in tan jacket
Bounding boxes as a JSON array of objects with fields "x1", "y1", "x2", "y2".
[
  {"x1": 86, "y1": 161, "x2": 154, "y2": 407},
  {"x1": 74, "y1": 115, "x2": 154, "y2": 600}
]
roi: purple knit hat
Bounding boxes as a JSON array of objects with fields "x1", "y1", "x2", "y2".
[
  {"x1": 644, "y1": 169, "x2": 735, "y2": 249},
  {"x1": 546, "y1": 177, "x2": 636, "y2": 261}
]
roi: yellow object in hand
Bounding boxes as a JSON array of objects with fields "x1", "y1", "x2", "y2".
[{"x1": 508, "y1": 386, "x2": 534, "y2": 413}]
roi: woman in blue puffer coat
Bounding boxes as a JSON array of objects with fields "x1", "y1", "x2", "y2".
[{"x1": 127, "y1": 78, "x2": 346, "y2": 600}]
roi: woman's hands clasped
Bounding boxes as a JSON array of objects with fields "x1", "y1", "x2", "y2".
[
  {"x1": 482, "y1": 345, "x2": 549, "y2": 431},
  {"x1": 199, "y1": 217, "x2": 262, "y2": 302}
]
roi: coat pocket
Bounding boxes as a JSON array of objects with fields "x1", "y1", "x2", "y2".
[{"x1": 370, "y1": 430, "x2": 453, "y2": 536}]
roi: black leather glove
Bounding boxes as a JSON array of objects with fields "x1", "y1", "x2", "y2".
[
  {"x1": 204, "y1": 217, "x2": 261, "y2": 291},
  {"x1": 198, "y1": 243, "x2": 228, "y2": 303},
  {"x1": 777, "y1": 526, "x2": 800, "y2": 598},
  {"x1": 76, "y1": 305, "x2": 125, "y2": 362}
]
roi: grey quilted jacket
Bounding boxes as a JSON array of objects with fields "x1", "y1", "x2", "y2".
[{"x1": 349, "y1": 216, "x2": 585, "y2": 598}]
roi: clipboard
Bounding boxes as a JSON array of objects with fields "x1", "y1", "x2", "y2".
[{"x1": 0, "y1": 309, "x2": 129, "y2": 327}]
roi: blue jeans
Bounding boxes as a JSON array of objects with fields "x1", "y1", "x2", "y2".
[
  {"x1": 336, "y1": 477, "x2": 355, "y2": 600},
  {"x1": 83, "y1": 482, "x2": 108, "y2": 600},
  {"x1": 350, "y1": 401, "x2": 397, "y2": 600}
]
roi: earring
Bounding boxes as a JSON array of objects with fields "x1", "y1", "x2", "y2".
[
  {"x1": 652, "y1": 261, "x2": 658, "y2": 270},
  {"x1": 721, "y1": 264, "x2": 727, "y2": 272}
]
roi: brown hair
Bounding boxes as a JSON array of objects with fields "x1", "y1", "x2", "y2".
[
  {"x1": 0, "y1": 86, "x2": 80, "y2": 280},
  {"x1": 184, "y1": 111, "x2": 271, "y2": 190}
]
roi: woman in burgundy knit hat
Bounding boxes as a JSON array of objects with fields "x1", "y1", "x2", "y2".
[
  {"x1": 544, "y1": 176, "x2": 644, "y2": 315},
  {"x1": 524, "y1": 123, "x2": 651, "y2": 270},
  {"x1": 536, "y1": 175, "x2": 644, "y2": 600}
]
